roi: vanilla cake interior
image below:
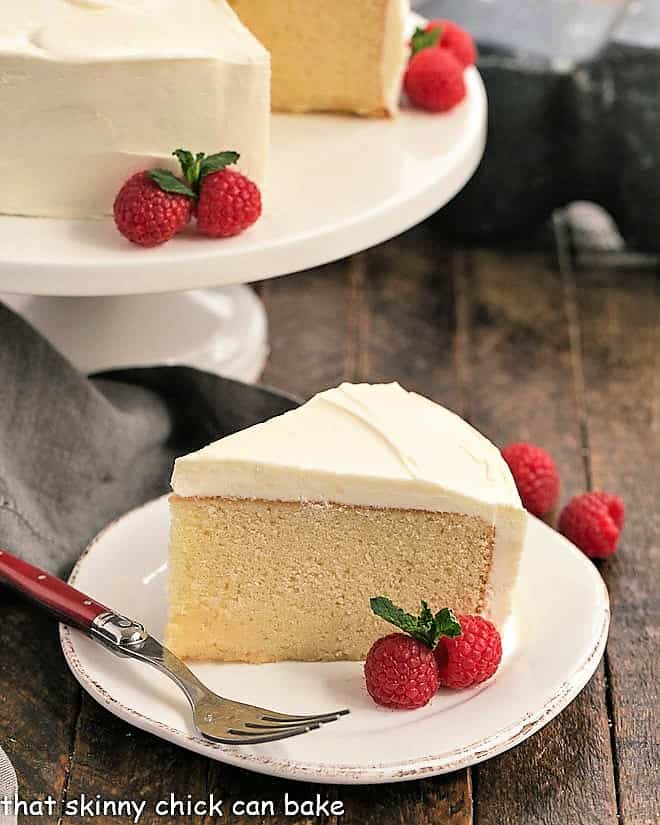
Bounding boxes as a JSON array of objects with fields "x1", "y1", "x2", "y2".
[
  {"x1": 167, "y1": 383, "x2": 527, "y2": 663},
  {"x1": 228, "y1": 0, "x2": 409, "y2": 116}
]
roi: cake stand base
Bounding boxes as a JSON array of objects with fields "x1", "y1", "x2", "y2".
[{"x1": 1, "y1": 285, "x2": 268, "y2": 383}]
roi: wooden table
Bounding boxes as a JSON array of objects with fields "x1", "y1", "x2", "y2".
[{"x1": 1, "y1": 209, "x2": 658, "y2": 824}]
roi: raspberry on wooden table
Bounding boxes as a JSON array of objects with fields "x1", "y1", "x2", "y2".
[
  {"x1": 558, "y1": 492, "x2": 625, "y2": 558},
  {"x1": 502, "y1": 442, "x2": 560, "y2": 517}
]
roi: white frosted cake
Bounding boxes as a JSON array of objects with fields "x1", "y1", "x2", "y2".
[
  {"x1": 0, "y1": 0, "x2": 270, "y2": 218},
  {"x1": 168, "y1": 383, "x2": 527, "y2": 662},
  {"x1": 0, "y1": 0, "x2": 410, "y2": 219}
]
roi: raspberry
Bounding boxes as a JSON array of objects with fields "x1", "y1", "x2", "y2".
[
  {"x1": 558, "y1": 492, "x2": 625, "y2": 558},
  {"x1": 197, "y1": 169, "x2": 262, "y2": 238},
  {"x1": 591, "y1": 492, "x2": 625, "y2": 530},
  {"x1": 404, "y1": 47, "x2": 466, "y2": 113},
  {"x1": 365, "y1": 633, "x2": 440, "y2": 709},
  {"x1": 113, "y1": 172, "x2": 192, "y2": 247},
  {"x1": 426, "y1": 20, "x2": 477, "y2": 69},
  {"x1": 435, "y1": 615, "x2": 502, "y2": 689},
  {"x1": 502, "y1": 442, "x2": 560, "y2": 517}
]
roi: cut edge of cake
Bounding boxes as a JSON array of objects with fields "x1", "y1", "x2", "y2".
[{"x1": 227, "y1": 0, "x2": 410, "y2": 117}]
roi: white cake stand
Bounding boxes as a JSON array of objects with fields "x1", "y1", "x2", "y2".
[{"x1": 0, "y1": 68, "x2": 486, "y2": 381}]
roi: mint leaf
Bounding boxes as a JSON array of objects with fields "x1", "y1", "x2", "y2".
[
  {"x1": 199, "y1": 151, "x2": 240, "y2": 180},
  {"x1": 173, "y1": 149, "x2": 205, "y2": 190},
  {"x1": 171, "y1": 148, "x2": 240, "y2": 193},
  {"x1": 173, "y1": 149, "x2": 195, "y2": 173},
  {"x1": 148, "y1": 169, "x2": 195, "y2": 198},
  {"x1": 410, "y1": 25, "x2": 442, "y2": 56},
  {"x1": 433, "y1": 607, "x2": 462, "y2": 639},
  {"x1": 419, "y1": 600, "x2": 434, "y2": 629},
  {"x1": 370, "y1": 597, "x2": 422, "y2": 636},
  {"x1": 370, "y1": 596, "x2": 462, "y2": 649}
]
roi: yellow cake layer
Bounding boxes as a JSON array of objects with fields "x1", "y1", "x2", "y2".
[
  {"x1": 228, "y1": 0, "x2": 405, "y2": 116},
  {"x1": 167, "y1": 496, "x2": 494, "y2": 662}
]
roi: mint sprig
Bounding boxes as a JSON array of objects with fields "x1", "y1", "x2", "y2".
[
  {"x1": 148, "y1": 149, "x2": 241, "y2": 201},
  {"x1": 173, "y1": 149, "x2": 240, "y2": 196},
  {"x1": 148, "y1": 169, "x2": 195, "y2": 198},
  {"x1": 200, "y1": 151, "x2": 240, "y2": 179},
  {"x1": 370, "y1": 597, "x2": 462, "y2": 649},
  {"x1": 410, "y1": 25, "x2": 442, "y2": 56}
]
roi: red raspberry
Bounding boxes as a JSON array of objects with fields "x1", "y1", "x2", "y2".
[
  {"x1": 364, "y1": 633, "x2": 440, "y2": 709},
  {"x1": 426, "y1": 20, "x2": 477, "y2": 69},
  {"x1": 435, "y1": 615, "x2": 502, "y2": 689},
  {"x1": 196, "y1": 169, "x2": 262, "y2": 238},
  {"x1": 404, "y1": 48, "x2": 466, "y2": 113},
  {"x1": 558, "y1": 492, "x2": 625, "y2": 558},
  {"x1": 113, "y1": 172, "x2": 192, "y2": 247},
  {"x1": 590, "y1": 492, "x2": 625, "y2": 530},
  {"x1": 502, "y1": 442, "x2": 560, "y2": 517}
]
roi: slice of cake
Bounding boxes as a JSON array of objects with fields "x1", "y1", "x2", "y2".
[
  {"x1": 168, "y1": 383, "x2": 527, "y2": 663},
  {"x1": 0, "y1": 1, "x2": 270, "y2": 218},
  {"x1": 228, "y1": 0, "x2": 410, "y2": 116}
]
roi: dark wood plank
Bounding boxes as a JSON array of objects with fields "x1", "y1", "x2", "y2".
[
  {"x1": 461, "y1": 246, "x2": 618, "y2": 825},
  {"x1": 259, "y1": 260, "x2": 357, "y2": 398},
  {"x1": 333, "y1": 775, "x2": 472, "y2": 825},
  {"x1": 359, "y1": 223, "x2": 463, "y2": 409},
  {"x1": 0, "y1": 591, "x2": 79, "y2": 822},
  {"x1": 570, "y1": 254, "x2": 660, "y2": 825}
]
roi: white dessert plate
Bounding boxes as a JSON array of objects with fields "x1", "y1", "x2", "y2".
[
  {"x1": 0, "y1": 68, "x2": 486, "y2": 296},
  {"x1": 60, "y1": 496, "x2": 609, "y2": 784}
]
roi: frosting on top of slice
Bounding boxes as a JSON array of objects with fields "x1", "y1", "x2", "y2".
[
  {"x1": 0, "y1": 0, "x2": 269, "y2": 62},
  {"x1": 172, "y1": 382, "x2": 523, "y2": 515}
]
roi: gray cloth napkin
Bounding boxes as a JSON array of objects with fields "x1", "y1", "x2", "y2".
[
  {"x1": 0, "y1": 746, "x2": 16, "y2": 825},
  {"x1": 0, "y1": 301, "x2": 297, "y2": 574}
]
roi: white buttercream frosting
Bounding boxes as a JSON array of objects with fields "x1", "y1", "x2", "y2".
[
  {"x1": 173, "y1": 382, "x2": 520, "y2": 509},
  {"x1": 172, "y1": 383, "x2": 527, "y2": 625},
  {"x1": 0, "y1": 0, "x2": 270, "y2": 217}
]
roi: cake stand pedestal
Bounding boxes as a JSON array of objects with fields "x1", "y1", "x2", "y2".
[
  {"x1": 0, "y1": 65, "x2": 486, "y2": 382},
  {"x1": 1, "y1": 286, "x2": 268, "y2": 382}
]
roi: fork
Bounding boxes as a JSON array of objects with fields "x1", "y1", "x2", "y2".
[{"x1": 0, "y1": 549, "x2": 349, "y2": 745}]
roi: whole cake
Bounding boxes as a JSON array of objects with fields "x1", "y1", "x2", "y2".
[
  {"x1": 0, "y1": 0, "x2": 409, "y2": 219},
  {"x1": 167, "y1": 383, "x2": 527, "y2": 663}
]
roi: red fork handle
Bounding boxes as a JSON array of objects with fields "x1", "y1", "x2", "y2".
[{"x1": 0, "y1": 548, "x2": 109, "y2": 630}]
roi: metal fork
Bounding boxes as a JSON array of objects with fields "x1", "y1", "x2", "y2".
[{"x1": 0, "y1": 549, "x2": 349, "y2": 745}]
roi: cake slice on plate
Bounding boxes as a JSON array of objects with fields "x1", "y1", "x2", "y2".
[
  {"x1": 168, "y1": 383, "x2": 527, "y2": 663},
  {"x1": 228, "y1": 0, "x2": 410, "y2": 116}
]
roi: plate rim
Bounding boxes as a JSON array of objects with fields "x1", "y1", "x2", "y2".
[{"x1": 60, "y1": 495, "x2": 610, "y2": 784}]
